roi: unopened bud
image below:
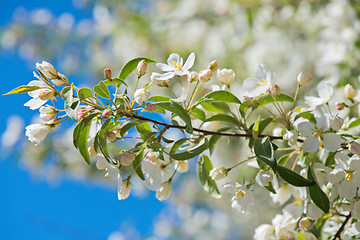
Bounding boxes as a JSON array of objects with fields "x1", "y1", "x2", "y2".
[
  {"x1": 202, "y1": 88, "x2": 211, "y2": 96},
  {"x1": 175, "y1": 160, "x2": 189, "y2": 173},
  {"x1": 209, "y1": 167, "x2": 228, "y2": 180},
  {"x1": 329, "y1": 115, "x2": 343, "y2": 131},
  {"x1": 102, "y1": 109, "x2": 112, "y2": 119},
  {"x1": 119, "y1": 152, "x2": 136, "y2": 166},
  {"x1": 336, "y1": 102, "x2": 346, "y2": 110},
  {"x1": 39, "y1": 105, "x2": 57, "y2": 121},
  {"x1": 106, "y1": 131, "x2": 117, "y2": 142},
  {"x1": 38, "y1": 89, "x2": 55, "y2": 100},
  {"x1": 297, "y1": 71, "x2": 312, "y2": 86},
  {"x1": 104, "y1": 68, "x2": 112, "y2": 80},
  {"x1": 208, "y1": 60, "x2": 218, "y2": 71},
  {"x1": 217, "y1": 68, "x2": 235, "y2": 86},
  {"x1": 135, "y1": 60, "x2": 147, "y2": 77},
  {"x1": 146, "y1": 103, "x2": 157, "y2": 112},
  {"x1": 188, "y1": 71, "x2": 199, "y2": 82},
  {"x1": 88, "y1": 144, "x2": 99, "y2": 157},
  {"x1": 299, "y1": 217, "x2": 312, "y2": 229},
  {"x1": 349, "y1": 142, "x2": 360, "y2": 156},
  {"x1": 156, "y1": 181, "x2": 172, "y2": 201},
  {"x1": 344, "y1": 84, "x2": 357, "y2": 99},
  {"x1": 51, "y1": 73, "x2": 70, "y2": 86},
  {"x1": 199, "y1": 69, "x2": 212, "y2": 82},
  {"x1": 270, "y1": 84, "x2": 281, "y2": 97}
]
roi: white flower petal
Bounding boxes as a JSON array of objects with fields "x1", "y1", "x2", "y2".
[
  {"x1": 254, "y1": 64, "x2": 269, "y2": 80},
  {"x1": 182, "y1": 52, "x2": 195, "y2": 70},
  {"x1": 156, "y1": 63, "x2": 173, "y2": 72},
  {"x1": 297, "y1": 122, "x2": 314, "y2": 137},
  {"x1": 24, "y1": 98, "x2": 47, "y2": 110},
  {"x1": 314, "y1": 106, "x2": 329, "y2": 132},
  {"x1": 302, "y1": 137, "x2": 320, "y2": 152},
  {"x1": 323, "y1": 133, "x2": 341, "y2": 152},
  {"x1": 339, "y1": 180, "x2": 357, "y2": 200},
  {"x1": 317, "y1": 81, "x2": 334, "y2": 103},
  {"x1": 167, "y1": 53, "x2": 182, "y2": 66},
  {"x1": 151, "y1": 72, "x2": 175, "y2": 81},
  {"x1": 304, "y1": 96, "x2": 325, "y2": 108}
]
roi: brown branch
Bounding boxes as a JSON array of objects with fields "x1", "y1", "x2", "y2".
[
  {"x1": 331, "y1": 213, "x2": 352, "y2": 240},
  {"x1": 125, "y1": 113, "x2": 285, "y2": 140}
]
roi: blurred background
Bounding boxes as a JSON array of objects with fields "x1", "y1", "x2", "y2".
[{"x1": 1, "y1": 0, "x2": 360, "y2": 239}]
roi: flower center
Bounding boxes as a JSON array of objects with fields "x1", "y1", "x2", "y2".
[
  {"x1": 235, "y1": 187, "x2": 245, "y2": 199},
  {"x1": 311, "y1": 128, "x2": 321, "y2": 138},
  {"x1": 345, "y1": 171, "x2": 353, "y2": 182},
  {"x1": 256, "y1": 78, "x2": 267, "y2": 86},
  {"x1": 293, "y1": 194, "x2": 304, "y2": 206},
  {"x1": 172, "y1": 59, "x2": 182, "y2": 71}
]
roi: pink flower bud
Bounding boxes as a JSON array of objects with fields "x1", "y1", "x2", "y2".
[
  {"x1": 199, "y1": 69, "x2": 212, "y2": 82},
  {"x1": 202, "y1": 88, "x2": 211, "y2": 96},
  {"x1": 106, "y1": 131, "x2": 117, "y2": 142},
  {"x1": 335, "y1": 102, "x2": 346, "y2": 110},
  {"x1": 77, "y1": 109, "x2": 87, "y2": 120},
  {"x1": 188, "y1": 71, "x2": 199, "y2": 82},
  {"x1": 119, "y1": 152, "x2": 136, "y2": 166},
  {"x1": 344, "y1": 84, "x2": 357, "y2": 99},
  {"x1": 146, "y1": 103, "x2": 157, "y2": 112},
  {"x1": 270, "y1": 84, "x2": 281, "y2": 97},
  {"x1": 38, "y1": 89, "x2": 55, "y2": 100},
  {"x1": 135, "y1": 60, "x2": 147, "y2": 77},
  {"x1": 349, "y1": 142, "x2": 360, "y2": 156},
  {"x1": 299, "y1": 217, "x2": 312, "y2": 229},
  {"x1": 88, "y1": 144, "x2": 98, "y2": 157},
  {"x1": 51, "y1": 73, "x2": 70, "y2": 86},
  {"x1": 102, "y1": 109, "x2": 112, "y2": 119},
  {"x1": 104, "y1": 68, "x2": 112, "y2": 80},
  {"x1": 208, "y1": 60, "x2": 218, "y2": 71}
]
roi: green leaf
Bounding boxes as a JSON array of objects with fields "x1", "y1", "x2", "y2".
[
  {"x1": 308, "y1": 166, "x2": 330, "y2": 213},
  {"x1": 204, "y1": 114, "x2": 239, "y2": 126},
  {"x1": 190, "y1": 108, "x2": 206, "y2": 121},
  {"x1": 120, "y1": 121, "x2": 140, "y2": 137},
  {"x1": 348, "y1": 118, "x2": 360, "y2": 129},
  {"x1": 278, "y1": 153, "x2": 291, "y2": 166},
  {"x1": 119, "y1": 57, "x2": 156, "y2": 80},
  {"x1": 201, "y1": 102, "x2": 230, "y2": 113},
  {"x1": 77, "y1": 123, "x2": 91, "y2": 164},
  {"x1": 170, "y1": 138, "x2": 188, "y2": 154},
  {"x1": 103, "y1": 78, "x2": 127, "y2": 87},
  {"x1": 252, "y1": 116, "x2": 260, "y2": 139},
  {"x1": 78, "y1": 88, "x2": 93, "y2": 101},
  {"x1": 156, "y1": 101, "x2": 193, "y2": 133},
  {"x1": 4, "y1": 85, "x2": 41, "y2": 95},
  {"x1": 277, "y1": 165, "x2": 314, "y2": 186},
  {"x1": 197, "y1": 154, "x2": 221, "y2": 198},
  {"x1": 149, "y1": 96, "x2": 171, "y2": 102},
  {"x1": 171, "y1": 88, "x2": 187, "y2": 103},
  {"x1": 264, "y1": 182, "x2": 276, "y2": 194},
  {"x1": 254, "y1": 137, "x2": 277, "y2": 172},
  {"x1": 170, "y1": 138, "x2": 208, "y2": 160},
  {"x1": 209, "y1": 135, "x2": 221, "y2": 155},
  {"x1": 73, "y1": 113, "x2": 99, "y2": 149},
  {"x1": 133, "y1": 150, "x2": 145, "y2": 180},
  {"x1": 136, "y1": 122, "x2": 153, "y2": 138},
  {"x1": 192, "y1": 90, "x2": 241, "y2": 109},
  {"x1": 97, "y1": 119, "x2": 112, "y2": 160},
  {"x1": 295, "y1": 111, "x2": 316, "y2": 123},
  {"x1": 72, "y1": 112, "x2": 98, "y2": 164},
  {"x1": 94, "y1": 81, "x2": 111, "y2": 100},
  {"x1": 256, "y1": 93, "x2": 293, "y2": 105}
]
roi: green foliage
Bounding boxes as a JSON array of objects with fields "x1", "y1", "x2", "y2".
[
  {"x1": 197, "y1": 154, "x2": 221, "y2": 198},
  {"x1": 118, "y1": 57, "x2": 156, "y2": 81},
  {"x1": 156, "y1": 101, "x2": 193, "y2": 133},
  {"x1": 4, "y1": 85, "x2": 41, "y2": 95},
  {"x1": 307, "y1": 166, "x2": 330, "y2": 213},
  {"x1": 94, "y1": 81, "x2": 111, "y2": 100},
  {"x1": 254, "y1": 137, "x2": 277, "y2": 172},
  {"x1": 277, "y1": 165, "x2": 314, "y2": 187},
  {"x1": 170, "y1": 138, "x2": 208, "y2": 160},
  {"x1": 61, "y1": 85, "x2": 79, "y2": 121}
]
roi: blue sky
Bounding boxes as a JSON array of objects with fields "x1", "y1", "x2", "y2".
[{"x1": 0, "y1": 1, "x2": 164, "y2": 239}]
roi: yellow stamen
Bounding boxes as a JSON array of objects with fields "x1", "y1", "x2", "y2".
[
  {"x1": 256, "y1": 78, "x2": 267, "y2": 86},
  {"x1": 235, "y1": 187, "x2": 245, "y2": 199},
  {"x1": 345, "y1": 171, "x2": 352, "y2": 182},
  {"x1": 172, "y1": 59, "x2": 182, "y2": 71},
  {"x1": 293, "y1": 194, "x2": 304, "y2": 206},
  {"x1": 311, "y1": 128, "x2": 321, "y2": 138}
]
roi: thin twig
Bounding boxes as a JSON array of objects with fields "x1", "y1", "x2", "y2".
[{"x1": 331, "y1": 213, "x2": 352, "y2": 240}]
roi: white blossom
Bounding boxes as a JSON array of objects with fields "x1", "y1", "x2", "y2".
[
  {"x1": 223, "y1": 182, "x2": 257, "y2": 213},
  {"x1": 25, "y1": 123, "x2": 52, "y2": 145},
  {"x1": 243, "y1": 64, "x2": 275, "y2": 97},
  {"x1": 134, "y1": 88, "x2": 150, "y2": 105},
  {"x1": 156, "y1": 181, "x2": 172, "y2": 201},
  {"x1": 217, "y1": 68, "x2": 235, "y2": 86},
  {"x1": 209, "y1": 167, "x2": 228, "y2": 181},
  {"x1": 24, "y1": 80, "x2": 55, "y2": 110},
  {"x1": 36, "y1": 61, "x2": 58, "y2": 80},
  {"x1": 153, "y1": 52, "x2": 195, "y2": 81},
  {"x1": 39, "y1": 105, "x2": 57, "y2": 121}
]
